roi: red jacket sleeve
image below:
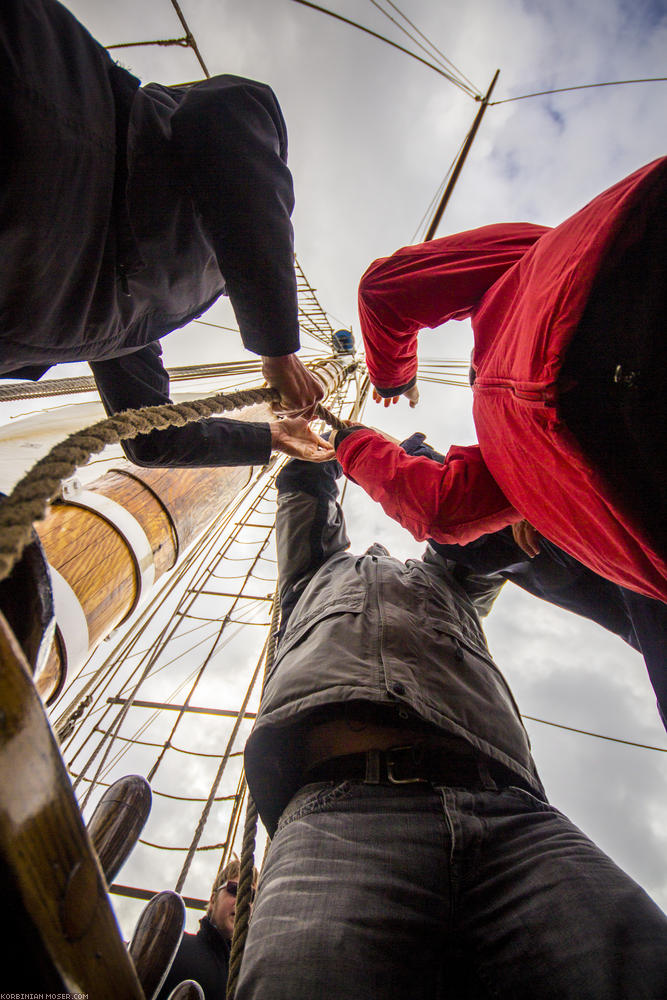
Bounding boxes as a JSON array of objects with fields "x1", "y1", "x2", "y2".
[
  {"x1": 358, "y1": 223, "x2": 549, "y2": 393},
  {"x1": 337, "y1": 429, "x2": 521, "y2": 545}
]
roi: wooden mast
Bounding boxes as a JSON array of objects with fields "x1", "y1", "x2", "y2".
[
  {"x1": 31, "y1": 360, "x2": 351, "y2": 703},
  {"x1": 424, "y1": 70, "x2": 500, "y2": 240},
  {"x1": 34, "y1": 450, "x2": 256, "y2": 703}
]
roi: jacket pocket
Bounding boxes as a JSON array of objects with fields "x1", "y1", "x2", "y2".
[
  {"x1": 505, "y1": 786, "x2": 554, "y2": 813},
  {"x1": 276, "y1": 588, "x2": 366, "y2": 661},
  {"x1": 276, "y1": 781, "x2": 354, "y2": 832}
]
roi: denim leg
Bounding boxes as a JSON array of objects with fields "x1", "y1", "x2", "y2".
[
  {"x1": 444, "y1": 786, "x2": 667, "y2": 999},
  {"x1": 237, "y1": 782, "x2": 667, "y2": 999},
  {"x1": 236, "y1": 781, "x2": 457, "y2": 1000}
]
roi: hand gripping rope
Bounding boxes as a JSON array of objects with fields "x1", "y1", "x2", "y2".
[{"x1": 0, "y1": 385, "x2": 345, "y2": 585}]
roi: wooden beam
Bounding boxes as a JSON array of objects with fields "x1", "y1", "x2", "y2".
[
  {"x1": 0, "y1": 612, "x2": 145, "y2": 996},
  {"x1": 107, "y1": 696, "x2": 257, "y2": 720}
]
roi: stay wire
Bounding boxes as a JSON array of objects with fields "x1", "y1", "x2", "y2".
[
  {"x1": 490, "y1": 76, "x2": 667, "y2": 105},
  {"x1": 290, "y1": 0, "x2": 477, "y2": 96},
  {"x1": 411, "y1": 127, "x2": 471, "y2": 243},
  {"x1": 366, "y1": 0, "x2": 479, "y2": 97},
  {"x1": 521, "y1": 714, "x2": 667, "y2": 753},
  {"x1": 380, "y1": 0, "x2": 480, "y2": 94}
]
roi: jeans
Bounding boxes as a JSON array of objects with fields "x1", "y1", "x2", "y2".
[{"x1": 236, "y1": 780, "x2": 667, "y2": 999}]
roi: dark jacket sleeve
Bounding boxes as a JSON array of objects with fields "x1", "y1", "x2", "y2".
[
  {"x1": 275, "y1": 457, "x2": 350, "y2": 630},
  {"x1": 170, "y1": 76, "x2": 300, "y2": 358},
  {"x1": 90, "y1": 343, "x2": 272, "y2": 467}
]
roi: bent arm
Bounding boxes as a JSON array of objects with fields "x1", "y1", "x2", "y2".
[
  {"x1": 336, "y1": 428, "x2": 520, "y2": 545},
  {"x1": 359, "y1": 223, "x2": 548, "y2": 394},
  {"x1": 171, "y1": 77, "x2": 299, "y2": 358},
  {"x1": 91, "y1": 345, "x2": 271, "y2": 467}
]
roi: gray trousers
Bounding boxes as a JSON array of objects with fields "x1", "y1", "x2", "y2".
[{"x1": 237, "y1": 780, "x2": 667, "y2": 999}]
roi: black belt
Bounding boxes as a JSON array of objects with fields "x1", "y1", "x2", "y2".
[{"x1": 303, "y1": 742, "x2": 524, "y2": 791}]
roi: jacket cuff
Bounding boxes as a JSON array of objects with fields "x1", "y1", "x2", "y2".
[
  {"x1": 334, "y1": 426, "x2": 366, "y2": 450},
  {"x1": 372, "y1": 375, "x2": 417, "y2": 398}
]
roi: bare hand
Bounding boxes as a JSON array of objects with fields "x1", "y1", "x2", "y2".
[
  {"x1": 270, "y1": 417, "x2": 336, "y2": 463},
  {"x1": 512, "y1": 520, "x2": 541, "y2": 558},
  {"x1": 262, "y1": 353, "x2": 325, "y2": 418},
  {"x1": 372, "y1": 383, "x2": 419, "y2": 408}
]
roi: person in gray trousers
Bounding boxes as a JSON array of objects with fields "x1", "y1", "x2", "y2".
[{"x1": 238, "y1": 454, "x2": 667, "y2": 1000}]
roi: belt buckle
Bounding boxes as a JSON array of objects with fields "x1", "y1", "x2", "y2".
[{"x1": 385, "y1": 744, "x2": 428, "y2": 784}]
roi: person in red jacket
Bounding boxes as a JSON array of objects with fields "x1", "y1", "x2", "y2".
[{"x1": 335, "y1": 157, "x2": 667, "y2": 602}]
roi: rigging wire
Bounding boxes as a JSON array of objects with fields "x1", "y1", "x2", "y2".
[
  {"x1": 106, "y1": 36, "x2": 190, "y2": 50},
  {"x1": 194, "y1": 320, "x2": 242, "y2": 333},
  {"x1": 521, "y1": 714, "x2": 667, "y2": 753},
  {"x1": 489, "y1": 76, "x2": 667, "y2": 105},
  {"x1": 378, "y1": 0, "x2": 479, "y2": 94},
  {"x1": 90, "y1": 607, "x2": 268, "y2": 783},
  {"x1": 175, "y1": 591, "x2": 275, "y2": 890},
  {"x1": 105, "y1": 0, "x2": 210, "y2": 77},
  {"x1": 140, "y1": 837, "x2": 226, "y2": 852},
  {"x1": 69, "y1": 458, "x2": 297, "y2": 883},
  {"x1": 366, "y1": 0, "x2": 479, "y2": 96},
  {"x1": 169, "y1": 0, "x2": 210, "y2": 77},
  {"x1": 290, "y1": 0, "x2": 478, "y2": 96},
  {"x1": 63, "y1": 471, "x2": 265, "y2": 762},
  {"x1": 142, "y1": 535, "x2": 276, "y2": 784},
  {"x1": 410, "y1": 129, "x2": 470, "y2": 243},
  {"x1": 73, "y1": 731, "x2": 244, "y2": 758}
]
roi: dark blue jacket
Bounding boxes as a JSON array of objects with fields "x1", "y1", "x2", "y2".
[
  {"x1": 156, "y1": 916, "x2": 230, "y2": 1000},
  {"x1": 1, "y1": 0, "x2": 296, "y2": 466}
]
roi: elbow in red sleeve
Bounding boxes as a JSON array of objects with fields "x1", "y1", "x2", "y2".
[
  {"x1": 337, "y1": 429, "x2": 519, "y2": 544},
  {"x1": 358, "y1": 259, "x2": 420, "y2": 393}
]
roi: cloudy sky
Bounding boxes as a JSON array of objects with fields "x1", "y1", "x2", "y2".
[{"x1": 7, "y1": 0, "x2": 667, "y2": 932}]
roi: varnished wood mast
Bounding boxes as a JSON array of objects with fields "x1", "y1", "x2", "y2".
[
  {"x1": 35, "y1": 446, "x2": 256, "y2": 702},
  {"x1": 32, "y1": 360, "x2": 351, "y2": 703}
]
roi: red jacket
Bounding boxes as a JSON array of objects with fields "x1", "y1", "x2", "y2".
[{"x1": 339, "y1": 157, "x2": 667, "y2": 602}]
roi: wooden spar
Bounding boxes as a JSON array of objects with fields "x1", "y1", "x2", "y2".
[
  {"x1": 0, "y1": 611, "x2": 145, "y2": 996},
  {"x1": 30, "y1": 358, "x2": 352, "y2": 703},
  {"x1": 424, "y1": 69, "x2": 500, "y2": 241}
]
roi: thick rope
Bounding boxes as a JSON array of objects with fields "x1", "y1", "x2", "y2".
[
  {"x1": 0, "y1": 386, "x2": 344, "y2": 584},
  {"x1": 226, "y1": 592, "x2": 282, "y2": 1000},
  {"x1": 225, "y1": 798, "x2": 259, "y2": 999}
]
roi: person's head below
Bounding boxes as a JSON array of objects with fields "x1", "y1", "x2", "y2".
[{"x1": 206, "y1": 858, "x2": 259, "y2": 940}]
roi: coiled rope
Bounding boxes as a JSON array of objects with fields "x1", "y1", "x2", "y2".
[{"x1": 0, "y1": 385, "x2": 344, "y2": 584}]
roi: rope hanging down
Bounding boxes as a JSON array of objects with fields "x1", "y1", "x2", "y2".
[
  {"x1": 0, "y1": 384, "x2": 345, "y2": 585},
  {"x1": 226, "y1": 591, "x2": 282, "y2": 1000}
]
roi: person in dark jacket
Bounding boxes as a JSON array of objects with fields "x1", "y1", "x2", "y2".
[
  {"x1": 400, "y1": 432, "x2": 667, "y2": 731},
  {"x1": 157, "y1": 860, "x2": 258, "y2": 1000},
  {"x1": 0, "y1": 0, "x2": 331, "y2": 467},
  {"x1": 236, "y1": 455, "x2": 667, "y2": 999}
]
